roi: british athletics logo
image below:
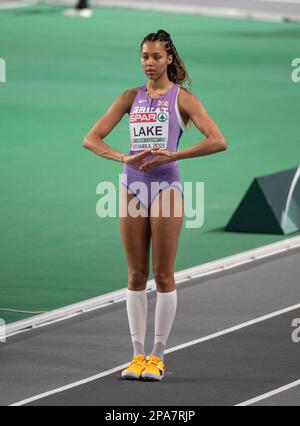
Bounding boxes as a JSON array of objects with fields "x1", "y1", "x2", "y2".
[{"x1": 158, "y1": 100, "x2": 169, "y2": 107}]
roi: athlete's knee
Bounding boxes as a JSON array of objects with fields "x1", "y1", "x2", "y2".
[
  {"x1": 153, "y1": 270, "x2": 175, "y2": 291},
  {"x1": 128, "y1": 269, "x2": 149, "y2": 291}
]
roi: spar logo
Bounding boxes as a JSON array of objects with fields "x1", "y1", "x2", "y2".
[
  {"x1": 158, "y1": 112, "x2": 168, "y2": 123},
  {"x1": 130, "y1": 112, "x2": 156, "y2": 123}
]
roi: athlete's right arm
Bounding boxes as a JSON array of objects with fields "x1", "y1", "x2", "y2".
[{"x1": 83, "y1": 89, "x2": 137, "y2": 163}]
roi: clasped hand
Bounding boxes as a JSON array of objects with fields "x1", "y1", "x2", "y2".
[{"x1": 125, "y1": 147, "x2": 176, "y2": 172}]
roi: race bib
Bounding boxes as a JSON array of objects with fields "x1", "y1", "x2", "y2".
[{"x1": 130, "y1": 111, "x2": 169, "y2": 151}]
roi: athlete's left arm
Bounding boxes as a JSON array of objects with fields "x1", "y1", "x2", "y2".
[{"x1": 175, "y1": 89, "x2": 228, "y2": 161}]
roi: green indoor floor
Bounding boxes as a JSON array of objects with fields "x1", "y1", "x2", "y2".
[{"x1": 0, "y1": 4, "x2": 299, "y2": 323}]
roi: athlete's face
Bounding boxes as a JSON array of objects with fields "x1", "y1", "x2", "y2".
[{"x1": 141, "y1": 41, "x2": 172, "y2": 80}]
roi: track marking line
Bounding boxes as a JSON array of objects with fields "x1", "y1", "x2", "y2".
[
  {"x1": 9, "y1": 302, "x2": 300, "y2": 406},
  {"x1": 235, "y1": 379, "x2": 300, "y2": 406}
]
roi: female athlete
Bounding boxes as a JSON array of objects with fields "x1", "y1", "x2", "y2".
[{"x1": 83, "y1": 29, "x2": 227, "y2": 382}]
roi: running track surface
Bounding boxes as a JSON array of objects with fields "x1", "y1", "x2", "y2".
[{"x1": 1, "y1": 247, "x2": 300, "y2": 406}]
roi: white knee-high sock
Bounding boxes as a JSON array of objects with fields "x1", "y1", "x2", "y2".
[
  {"x1": 126, "y1": 289, "x2": 148, "y2": 357},
  {"x1": 151, "y1": 289, "x2": 177, "y2": 360}
]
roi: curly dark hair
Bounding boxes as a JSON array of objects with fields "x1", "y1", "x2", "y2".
[
  {"x1": 141, "y1": 29, "x2": 192, "y2": 129},
  {"x1": 141, "y1": 29, "x2": 192, "y2": 93}
]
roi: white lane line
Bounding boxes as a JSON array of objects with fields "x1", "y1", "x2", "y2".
[
  {"x1": 164, "y1": 302, "x2": 300, "y2": 354},
  {"x1": 236, "y1": 379, "x2": 300, "y2": 406},
  {"x1": 10, "y1": 363, "x2": 129, "y2": 407},
  {"x1": 10, "y1": 302, "x2": 300, "y2": 407}
]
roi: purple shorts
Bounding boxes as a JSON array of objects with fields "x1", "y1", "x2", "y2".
[{"x1": 121, "y1": 161, "x2": 184, "y2": 210}]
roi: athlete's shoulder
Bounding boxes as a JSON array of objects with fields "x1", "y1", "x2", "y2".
[
  {"x1": 177, "y1": 87, "x2": 196, "y2": 122},
  {"x1": 121, "y1": 87, "x2": 140, "y2": 113},
  {"x1": 178, "y1": 87, "x2": 195, "y2": 104}
]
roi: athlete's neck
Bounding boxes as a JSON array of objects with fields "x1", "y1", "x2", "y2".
[{"x1": 147, "y1": 76, "x2": 174, "y2": 94}]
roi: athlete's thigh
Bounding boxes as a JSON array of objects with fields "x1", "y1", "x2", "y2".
[
  {"x1": 119, "y1": 185, "x2": 151, "y2": 274},
  {"x1": 150, "y1": 187, "x2": 184, "y2": 274}
]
